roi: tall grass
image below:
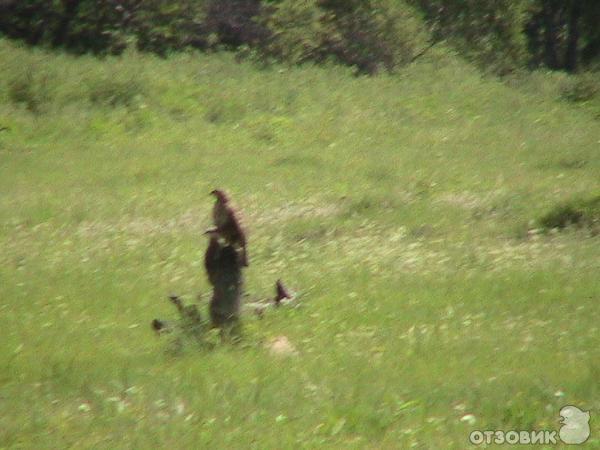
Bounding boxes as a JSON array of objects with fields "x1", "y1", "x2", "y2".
[{"x1": 0, "y1": 39, "x2": 598, "y2": 448}]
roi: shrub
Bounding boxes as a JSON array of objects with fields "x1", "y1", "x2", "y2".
[
  {"x1": 256, "y1": 0, "x2": 325, "y2": 65},
  {"x1": 322, "y1": 0, "x2": 426, "y2": 73},
  {"x1": 0, "y1": 0, "x2": 129, "y2": 55},
  {"x1": 257, "y1": 0, "x2": 426, "y2": 74},
  {"x1": 0, "y1": 0, "x2": 424, "y2": 73},
  {"x1": 0, "y1": 0, "x2": 262, "y2": 55},
  {"x1": 538, "y1": 195, "x2": 600, "y2": 232},
  {"x1": 133, "y1": 1, "x2": 207, "y2": 55},
  {"x1": 408, "y1": 0, "x2": 528, "y2": 75},
  {"x1": 7, "y1": 66, "x2": 52, "y2": 114},
  {"x1": 203, "y1": 0, "x2": 266, "y2": 49},
  {"x1": 560, "y1": 73, "x2": 600, "y2": 103},
  {"x1": 58, "y1": 1, "x2": 129, "y2": 55}
]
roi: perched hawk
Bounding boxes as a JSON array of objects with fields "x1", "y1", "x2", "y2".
[{"x1": 210, "y1": 189, "x2": 248, "y2": 266}]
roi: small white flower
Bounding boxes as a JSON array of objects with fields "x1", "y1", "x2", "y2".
[
  {"x1": 460, "y1": 414, "x2": 477, "y2": 425},
  {"x1": 78, "y1": 403, "x2": 91, "y2": 413}
]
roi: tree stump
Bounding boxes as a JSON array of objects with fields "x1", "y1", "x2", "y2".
[{"x1": 204, "y1": 232, "x2": 244, "y2": 333}]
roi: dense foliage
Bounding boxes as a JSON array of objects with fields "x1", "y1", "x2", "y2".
[
  {"x1": 407, "y1": 0, "x2": 529, "y2": 74},
  {"x1": 256, "y1": 0, "x2": 426, "y2": 73},
  {"x1": 0, "y1": 0, "x2": 599, "y2": 73}
]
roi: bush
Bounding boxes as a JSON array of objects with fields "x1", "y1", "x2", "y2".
[
  {"x1": 0, "y1": 0, "x2": 129, "y2": 55},
  {"x1": 133, "y1": 1, "x2": 207, "y2": 55},
  {"x1": 0, "y1": 0, "x2": 425, "y2": 73},
  {"x1": 203, "y1": 0, "x2": 265, "y2": 49},
  {"x1": 58, "y1": 1, "x2": 128, "y2": 55},
  {"x1": 560, "y1": 73, "x2": 600, "y2": 103},
  {"x1": 324, "y1": 0, "x2": 426, "y2": 73},
  {"x1": 408, "y1": 0, "x2": 528, "y2": 75},
  {"x1": 7, "y1": 66, "x2": 52, "y2": 114},
  {"x1": 257, "y1": 0, "x2": 426, "y2": 74},
  {"x1": 538, "y1": 195, "x2": 600, "y2": 232},
  {"x1": 0, "y1": 0, "x2": 265, "y2": 56},
  {"x1": 256, "y1": 0, "x2": 325, "y2": 65}
]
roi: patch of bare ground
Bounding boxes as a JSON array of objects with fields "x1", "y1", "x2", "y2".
[
  {"x1": 266, "y1": 335, "x2": 298, "y2": 357},
  {"x1": 1, "y1": 204, "x2": 595, "y2": 276},
  {"x1": 436, "y1": 190, "x2": 507, "y2": 211},
  {"x1": 64, "y1": 200, "x2": 342, "y2": 239},
  {"x1": 248, "y1": 201, "x2": 342, "y2": 226}
]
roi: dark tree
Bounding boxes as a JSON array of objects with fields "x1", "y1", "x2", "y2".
[
  {"x1": 564, "y1": 1, "x2": 581, "y2": 72},
  {"x1": 542, "y1": 0, "x2": 561, "y2": 69}
]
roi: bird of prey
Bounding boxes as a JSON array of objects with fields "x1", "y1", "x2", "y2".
[{"x1": 209, "y1": 189, "x2": 248, "y2": 266}]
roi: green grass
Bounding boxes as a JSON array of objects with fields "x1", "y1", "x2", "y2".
[{"x1": 0, "y1": 39, "x2": 599, "y2": 448}]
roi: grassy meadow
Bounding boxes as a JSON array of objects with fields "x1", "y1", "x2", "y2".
[{"x1": 0, "y1": 39, "x2": 599, "y2": 448}]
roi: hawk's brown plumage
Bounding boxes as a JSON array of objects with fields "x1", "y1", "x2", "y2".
[{"x1": 210, "y1": 189, "x2": 248, "y2": 266}]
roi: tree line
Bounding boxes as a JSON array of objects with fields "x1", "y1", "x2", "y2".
[{"x1": 0, "y1": 0, "x2": 598, "y2": 74}]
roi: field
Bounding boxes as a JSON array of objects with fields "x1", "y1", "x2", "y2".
[{"x1": 0, "y1": 39, "x2": 598, "y2": 448}]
